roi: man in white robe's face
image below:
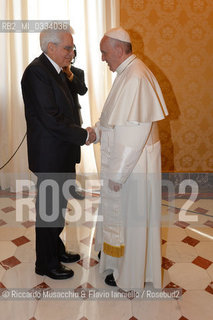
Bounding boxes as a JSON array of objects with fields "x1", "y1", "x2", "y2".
[
  {"x1": 100, "y1": 35, "x2": 131, "y2": 72},
  {"x1": 100, "y1": 36, "x2": 121, "y2": 72}
]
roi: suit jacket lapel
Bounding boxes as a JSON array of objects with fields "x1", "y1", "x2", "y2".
[
  {"x1": 39, "y1": 53, "x2": 61, "y2": 81},
  {"x1": 39, "y1": 53, "x2": 74, "y2": 103}
]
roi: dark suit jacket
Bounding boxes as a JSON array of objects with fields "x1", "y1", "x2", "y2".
[
  {"x1": 21, "y1": 53, "x2": 87, "y2": 173},
  {"x1": 68, "y1": 65, "x2": 88, "y2": 126}
]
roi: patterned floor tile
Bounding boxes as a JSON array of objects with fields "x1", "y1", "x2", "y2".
[
  {"x1": 1, "y1": 206, "x2": 15, "y2": 213},
  {"x1": 0, "y1": 219, "x2": 7, "y2": 226},
  {"x1": 205, "y1": 282, "x2": 213, "y2": 295},
  {"x1": 0, "y1": 190, "x2": 212, "y2": 319},
  {"x1": 80, "y1": 236, "x2": 95, "y2": 246},
  {"x1": 174, "y1": 221, "x2": 190, "y2": 229},
  {"x1": 0, "y1": 282, "x2": 6, "y2": 289},
  {"x1": 30, "y1": 282, "x2": 51, "y2": 300},
  {"x1": 168, "y1": 262, "x2": 211, "y2": 290},
  {"x1": 204, "y1": 220, "x2": 213, "y2": 228},
  {"x1": 0, "y1": 256, "x2": 21, "y2": 270},
  {"x1": 0, "y1": 281, "x2": 7, "y2": 296},
  {"x1": 0, "y1": 190, "x2": 13, "y2": 196},
  {"x1": 75, "y1": 282, "x2": 94, "y2": 290},
  {"x1": 82, "y1": 221, "x2": 95, "y2": 229},
  {"x1": 77, "y1": 257, "x2": 99, "y2": 270},
  {"x1": 163, "y1": 281, "x2": 186, "y2": 295},
  {"x1": 162, "y1": 241, "x2": 198, "y2": 263},
  {"x1": 172, "y1": 207, "x2": 181, "y2": 214},
  {"x1": 75, "y1": 282, "x2": 94, "y2": 300},
  {"x1": 33, "y1": 282, "x2": 51, "y2": 289},
  {"x1": 17, "y1": 190, "x2": 35, "y2": 198},
  {"x1": 182, "y1": 236, "x2": 200, "y2": 247},
  {"x1": 21, "y1": 221, "x2": 35, "y2": 228},
  {"x1": 194, "y1": 207, "x2": 209, "y2": 214},
  {"x1": 179, "y1": 290, "x2": 213, "y2": 320},
  {"x1": 117, "y1": 288, "x2": 139, "y2": 300},
  {"x1": 195, "y1": 242, "x2": 213, "y2": 262},
  {"x1": 192, "y1": 256, "x2": 212, "y2": 270},
  {"x1": 162, "y1": 226, "x2": 187, "y2": 242},
  {"x1": 162, "y1": 257, "x2": 175, "y2": 270},
  {"x1": 186, "y1": 226, "x2": 213, "y2": 242},
  {"x1": 12, "y1": 235, "x2": 30, "y2": 246}
]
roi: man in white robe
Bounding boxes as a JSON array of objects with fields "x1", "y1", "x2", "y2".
[{"x1": 94, "y1": 27, "x2": 168, "y2": 290}]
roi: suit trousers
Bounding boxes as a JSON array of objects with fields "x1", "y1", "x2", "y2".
[{"x1": 35, "y1": 171, "x2": 75, "y2": 270}]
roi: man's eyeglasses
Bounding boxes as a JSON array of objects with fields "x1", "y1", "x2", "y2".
[{"x1": 53, "y1": 43, "x2": 74, "y2": 53}]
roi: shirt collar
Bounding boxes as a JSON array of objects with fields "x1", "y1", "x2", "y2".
[
  {"x1": 116, "y1": 54, "x2": 136, "y2": 75},
  {"x1": 44, "y1": 53, "x2": 62, "y2": 74}
]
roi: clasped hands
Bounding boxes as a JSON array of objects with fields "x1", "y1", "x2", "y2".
[{"x1": 86, "y1": 127, "x2": 96, "y2": 145}]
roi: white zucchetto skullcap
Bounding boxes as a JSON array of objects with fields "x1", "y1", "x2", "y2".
[{"x1": 105, "y1": 27, "x2": 131, "y2": 43}]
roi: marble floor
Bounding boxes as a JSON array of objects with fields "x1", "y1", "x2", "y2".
[{"x1": 0, "y1": 185, "x2": 212, "y2": 320}]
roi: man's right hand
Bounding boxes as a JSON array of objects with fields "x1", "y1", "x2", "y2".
[{"x1": 86, "y1": 127, "x2": 96, "y2": 145}]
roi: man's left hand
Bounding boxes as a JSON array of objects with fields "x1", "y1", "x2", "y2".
[{"x1": 62, "y1": 66, "x2": 72, "y2": 78}]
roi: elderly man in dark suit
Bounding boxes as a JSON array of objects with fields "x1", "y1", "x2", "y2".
[{"x1": 21, "y1": 23, "x2": 95, "y2": 280}]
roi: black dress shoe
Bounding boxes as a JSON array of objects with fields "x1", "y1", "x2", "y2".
[
  {"x1": 105, "y1": 273, "x2": 117, "y2": 287},
  {"x1": 98, "y1": 251, "x2": 101, "y2": 260},
  {"x1": 59, "y1": 251, "x2": 80, "y2": 263},
  {"x1": 35, "y1": 264, "x2": 74, "y2": 280},
  {"x1": 70, "y1": 186, "x2": 85, "y2": 200}
]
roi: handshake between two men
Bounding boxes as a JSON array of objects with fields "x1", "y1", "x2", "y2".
[{"x1": 85, "y1": 127, "x2": 96, "y2": 145}]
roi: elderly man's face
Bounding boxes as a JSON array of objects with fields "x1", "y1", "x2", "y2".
[
  {"x1": 49, "y1": 33, "x2": 74, "y2": 67},
  {"x1": 100, "y1": 36, "x2": 121, "y2": 72}
]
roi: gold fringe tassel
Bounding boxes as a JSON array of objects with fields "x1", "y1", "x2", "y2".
[{"x1": 103, "y1": 242, "x2": 125, "y2": 258}]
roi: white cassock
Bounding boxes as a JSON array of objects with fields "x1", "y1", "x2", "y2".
[{"x1": 94, "y1": 54, "x2": 168, "y2": 290}]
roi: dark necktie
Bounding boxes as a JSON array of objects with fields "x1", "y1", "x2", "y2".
[
  {"x1": 59, "y1": 70, "x2": 68, "y2": 85},
  {"x1": 59, "y1": 71, "x2": 72, "y2": 98},
  {"x1": 59, "y1": 71, "x2": 76, "y2": 119}
]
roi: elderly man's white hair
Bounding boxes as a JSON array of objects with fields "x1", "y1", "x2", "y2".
[{"x1": 40, "y1": 22, "x2": 74, "y2": 53}]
